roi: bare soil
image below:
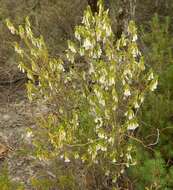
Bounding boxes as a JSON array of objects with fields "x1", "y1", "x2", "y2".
[{"x1": 0, "y1": 79, "x2": 42, "y2": 189}]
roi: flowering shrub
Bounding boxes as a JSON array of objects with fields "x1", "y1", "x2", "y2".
[{"x1": 6, "y1": 0, "x2": 157, "y2": 188}]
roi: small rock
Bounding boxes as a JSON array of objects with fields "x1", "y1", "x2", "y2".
[{"x1": 3, "y1": 114, "x2": 11, "y2": 121}]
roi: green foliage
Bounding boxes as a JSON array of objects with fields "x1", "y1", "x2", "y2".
[
  {"x1": 141, "y1": 14, "x2": 173, "y2": 73},
  {"x1": 6, "y1": 0, "x2": 157, "y2": 189},
  {"x1": 128, "y1": 150, "x2": 169, "y2": 190},
  {"x1": 127, "y1": 14, "x2": 173, "y2": 190},
  {"x1": 0, "y1": 164, "x2": 24, "y2": 190},
  {"x1": 29, "y1": 160, "x2": 81, "y2": 190}
]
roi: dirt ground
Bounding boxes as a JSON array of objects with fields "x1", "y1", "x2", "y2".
[{"x1": 0, "y1": 77, "x2": 45, "y2": 189}]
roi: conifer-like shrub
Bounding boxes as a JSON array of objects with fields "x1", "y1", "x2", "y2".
[
  {"x1": 127, "y1": 14, "x2": 173, "y2": 190},
  {"x1": 6, "y1": 0, "x2": 157, "y2": 189}
]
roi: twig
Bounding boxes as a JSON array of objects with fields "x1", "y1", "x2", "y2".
[
  {"x1": 126, "y1": 135, "x2": 154, "y2": 151},
  {"x1": 0, "y1": 77, "x2": 27, "y2": 86},
  {"x1": 147, "y1": 128, "x2": 160, "y2": 146}
]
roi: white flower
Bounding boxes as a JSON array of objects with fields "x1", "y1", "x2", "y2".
[
  {"x1": 120, "y1": 168, "x2": 124, "y2": 174},
  {"x1": 64, "y1": 157, "x2": 70, "y2": 163},
  {"x1": 139, "y1": 94, "x2": 144, "y2": 103},
  {"x1": 83, "y1": 38, "x2": 93, "y2": 50},
  {"x1": 96, "y1": 31, "x2": 101, "y2": 41},
  {"x1": 8, "y1": 26, "x2": 16, "y2": 34},
  {"x1": 148, "y1": 72, "x2": 154, "y2": 80},
  {"x1": 108, "y1": 137, "x2": 114, "y2": 144},
  {"x1": 126, "y1": 153, "x2": 132, "y2": 161},
  {"x1": 79, "y1": 48, "x2": 84, "y2": 56},
  {"x1": 95, "y1": 117, "x2": 102, "y2": 124},
  {"x1": 127, "y1": 121, "x2": 139, "y2": 130},
  {"x1": 132, "y1": 34, "x2": 138, "y2": 42},
  {"x1": 35, "y1": 40, "x2": 42, "y2": 49},
  {"x1": 122, "y1": 79, "x2": 126, "y2": 85},
  {"x1": 132, "y1": 48, "x2": 140, "y2": 58},
  {"x1": 57, "y1": 64, "x2": 64, "y2": 72},
  {"x1": 105, "y1": 170, "x2": 110, "y2": 176},
  {"x1": 96, "y1": 145, "x2": 101, "y2": 151},
  {"x1": 26, "y1": 26, "x2": 32, "y2": 36},
  {"x1": 82, "y1": 16, "x2": 90, "y2": 26},
  {"x1": 98, "y1": 132, "x2": 105, "y2": 139},
  {"x1": 126, "y1": 163, "x2": 130, "y2": 168},
  {"x1": 124, "y1": 88, "x2": 131, "y2": 97},
  {"x1": 95, "y1": 117, "x2": 103, "y2": 129},
  {"x1": 24, "y1": 131, "x2": 33, "y2": 143},
  {"x1": 97, "y1": 48, "x2": 102, "y2": 58},
  {"x1": 75, "y1": 31, "x2": 81, "y2": 40},
  {"x1": 125, "y1": 110, "x2": 134, "y2": 120},
  {"x1": 99, "y1": 98, "x2": 105, "y2": 107},
  {"x1": 112, "y1": 89, "x2": 118, "y2": 102},
  {"x1": 100, "y1": 146, "x2": 107, "y2": 152},
  {"x1": 49, "y1": 82, "x2": 53, "y2": 90},
  {"x1": 105, "y1": 86, "x2": 109, "y2": 91},
  {"x1": 14, "y1": 46, "x2": 23, "y2": 55},
  {"x1": 134, "y1": 101, "x2": 140, "y2": 109},
  {"x1": 66, "y1": 52, "x2": 74, "y2": 63},
  {"x1": 89, "y1": 63, "x2": 95, "y2": 74},
  {"x1": 104, "y1": 109, "x2": 110, "y2": 119},
  {"x1": 88, "y1": 147, "x2": 92, "y2": 154},
  {"x1": 94, "y1": 89, "x2": 101, "y2": 98},
  {"x1": 106, "y1": 26, "x2": 112, "y2": 37},
  {"x1": 112, "y1": 158, "x2": 116, "y2": 163},
  {"x1": 112, "y1": 177, "x2": 117, "y2": 183},
  {"x1": 26, "y1": 131, "x2": 33, "y2": 138},
  {"x1": 68, "y1": 44, "x2": 76, "y2": 53},
  {"x1": 150, "y1": 80, "x2": 158, "y2": 91},
  {"x1": 18, "y1": 64, "x2": 25, "y2": 73},
  {"x1": 124, "y1": 69, "x2": 132, "y2": 78},
  {"x1": 112, "y1": 105, "x2": 117, "y2": 111},
  {"x1": 99, "y1": 75, "x2": 105, "y2": 84},
  {"x1": 109, "y1": 77, "x2": 115, "y2": 86}
]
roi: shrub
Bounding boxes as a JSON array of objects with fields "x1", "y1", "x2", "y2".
[{"x1": 6, "y1": 0, "x2": 157, "y2": 189}]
